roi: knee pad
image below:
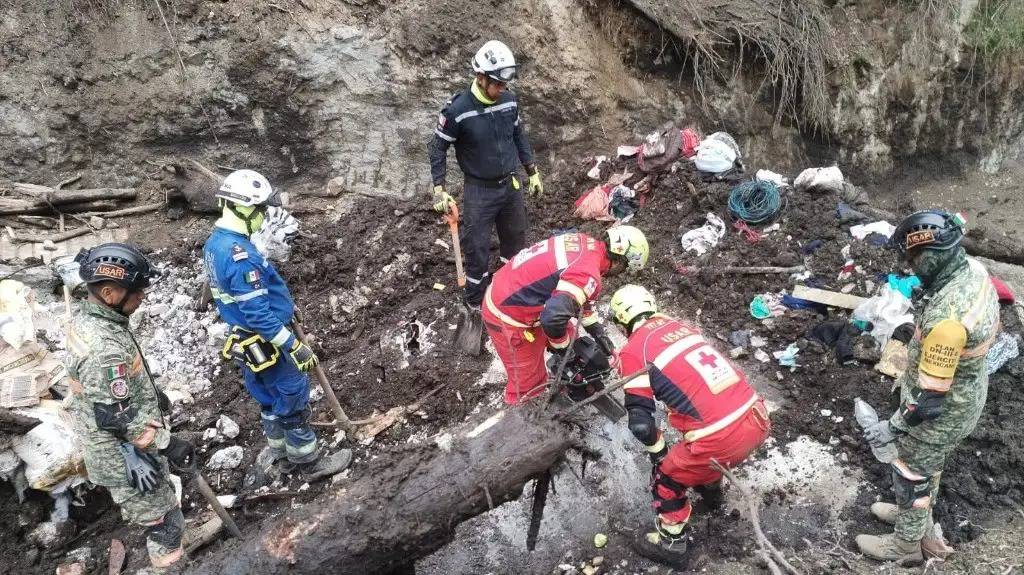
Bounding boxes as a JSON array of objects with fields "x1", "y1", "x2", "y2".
[
  {"x1": 145, "y1": 507, "x2": 184, "y2": 549},
  {"x1": 891, "y1": 467, "x2": 933, "y2": 510}
]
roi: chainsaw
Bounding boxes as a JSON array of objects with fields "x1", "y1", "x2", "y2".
[{"x1": 547, "y1": 336, "x2": 627, "y2": 422}]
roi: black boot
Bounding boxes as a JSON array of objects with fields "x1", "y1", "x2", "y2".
[{"x1": 631, "y1": 520, "x2": 691, "y2": 569}]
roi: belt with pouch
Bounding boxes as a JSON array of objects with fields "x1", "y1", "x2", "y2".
[
  {"x1": 465, "y1": 173, "x2": 520, "y2": 190},
  {"x1": 221, "y1": 327, "x2": 280, "y2": 372}
]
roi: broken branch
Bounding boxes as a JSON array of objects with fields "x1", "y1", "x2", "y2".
[
  {"x1": 81, "y1": 202, "x2": 164, "y2": 218},
  {"x1": 710, "y1": 459, "x2": 801, "y2": 575},
  {"x1": 12, "y1": 183, "x2": 137, "y2": 204}
]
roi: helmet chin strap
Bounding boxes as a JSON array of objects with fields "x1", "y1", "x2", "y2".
[{"x1": 229, "y1": 204, "x2": 264, "y2": 236}]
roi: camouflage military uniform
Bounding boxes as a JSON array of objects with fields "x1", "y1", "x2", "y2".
[
  {"x1": 887, "y1": 254, "x2": 1000, "y2": 541},
  {"x1": 65, "y1": 300, "x2": 181, "y2": 564}
]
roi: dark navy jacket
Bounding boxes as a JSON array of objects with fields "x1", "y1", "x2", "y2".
[{"x1": 428, "y1": 85, "x2": 535, "y2": 186}]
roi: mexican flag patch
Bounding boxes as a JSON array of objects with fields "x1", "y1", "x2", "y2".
[
  {"x1": 245, "y1": 270, "x2": 260, "y2": 284},
  {"x1": 106, "y1": 364, "x2": 127, "y2": 381}
]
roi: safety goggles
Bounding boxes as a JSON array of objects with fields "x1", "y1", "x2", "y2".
[{"x1": 488, "y1": 66, "x2": 517, "y2": 83}]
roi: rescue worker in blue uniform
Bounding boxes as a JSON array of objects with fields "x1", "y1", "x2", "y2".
[
  {"x1": 428, "y1": 40, "x2": 543, "y2": 325},
  {"x1": 203, "y1": 169, "x2": 350, "y2": 478}
]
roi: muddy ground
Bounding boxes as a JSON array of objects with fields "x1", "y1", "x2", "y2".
[{"x1": 2, "y1": 146, "x2": 1022, "y2": 574}]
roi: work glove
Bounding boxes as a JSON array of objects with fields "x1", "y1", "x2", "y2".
[
  {"x1": 432, "y1": 185, "x2": 454, "y2": 214},
  {"x1": 863, "y1": 420, "x2": 898, "y2": 449},
  {"x1": 289, "y1": 339, "x2": 320, "y2": 372},
  {"x1": 161, "y1": 436, "x2": 196, "y2": 470},
  {"x1": 892, "y1": 322, "x2": 915, "y2": 345},
  {"x1": 527, "y1": 171, "x2": 544, "y2": 197},
  {"x1": 118, "y1": 442, "x2": 162, "y2": 494}
]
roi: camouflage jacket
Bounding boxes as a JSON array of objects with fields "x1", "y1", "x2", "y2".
[
  {"x1": 65, "y1": 301, "x2": 169, "y2": 487},
  {"x1": 890, "y1": 256, "x2": 1000, "y2": 445}
]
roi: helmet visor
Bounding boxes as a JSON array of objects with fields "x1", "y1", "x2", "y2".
[{"x1": 490, "y1": 66, "x2": 517, "y2": 82}]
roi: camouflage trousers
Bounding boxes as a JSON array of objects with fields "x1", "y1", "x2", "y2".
[
  {"x1": 892, "y1": 433, "x2": 959, "y2": 541},
  {"x1": 108, "y1": 474, "x2": 181, "y2": 564}
]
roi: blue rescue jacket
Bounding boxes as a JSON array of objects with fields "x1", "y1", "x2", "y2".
[{"x1": 203, "y1": 226, "x2": 296, "y2": 349}]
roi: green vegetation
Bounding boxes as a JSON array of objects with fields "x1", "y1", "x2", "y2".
[{"x1": 965, "y1": 0, "x2": 1024, "y2": 59}]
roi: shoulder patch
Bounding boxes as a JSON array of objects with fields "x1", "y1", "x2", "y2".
[
  {"x1": 244, "y1": 270, "x2": 261, "y2": 284},
  {"x1": 109, "y1": 378, "x2": 130, "y2": 400},
  {"x1": 231, "y1": 244, "x2": 249, "y2": 262}
]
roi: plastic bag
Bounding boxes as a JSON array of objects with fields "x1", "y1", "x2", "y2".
[
  {"x1": 794, "y1": 166, "x2": 844, "y2": 194},
  {"x1": 12, "y1": 401, "x2": 85, "y2": 492},
  {"x1": 680, "y1": 213, "x2": 726, "y2": 255},
  {"x1": 852, "y1": 285, "x2": 913, "y2": 347},
  {"x1": 694, "y1": 137, "x2": 738, "y2": 174}
]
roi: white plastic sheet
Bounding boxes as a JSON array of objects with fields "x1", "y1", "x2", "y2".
[
  {"x1": 794, "y1": 166, "x2": 844, "y2": 194},
  {"x1": 852, "y1": 285, "x2": 913, "y2": 347},
  {"x1": 680, "y1": 213, "x2": 726, "y2": 255}
]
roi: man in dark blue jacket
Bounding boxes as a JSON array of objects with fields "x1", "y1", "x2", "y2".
[
  {"x1": 203, "y1": 169, "x2": 350, "y2": 478},
  {"x1": 428, "y1": 40, "x2": 543, "y2": 322}
]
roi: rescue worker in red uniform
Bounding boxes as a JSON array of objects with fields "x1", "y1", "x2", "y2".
[
  {"x1": 483, "y1": 226, "x2": 649, "y2": 404},
  {"x1": 610, "y1": 284, "x2": 771, "y2": 564}
]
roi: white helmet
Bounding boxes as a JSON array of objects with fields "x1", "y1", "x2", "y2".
[
  {"x1": 471, "y1": 40, "x2": 517, "y2": 82},
  {"x1": 216, "y1": 170, "x2": 281, "y2": 207}
]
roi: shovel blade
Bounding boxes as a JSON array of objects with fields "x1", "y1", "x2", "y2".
[{"x1": 455, "y1": 305, "x2": 484, "y2": 356}]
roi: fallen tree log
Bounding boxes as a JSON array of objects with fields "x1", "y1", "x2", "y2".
[
  {"x1": 11, "y1": 184, "x2": 136, "y2": 204},
  {"x1": 185, "y1": 409, "x2": 574, "y2": 575},
  {"x1": 0, "y1": 199, "x2": 120, "y2": 216}
]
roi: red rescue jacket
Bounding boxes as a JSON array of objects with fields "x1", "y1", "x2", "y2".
[
  {"x1": 619, "y1": 314, "x2": 758, "y2": 441},
  {"x1": 485, "y1": 233, "x2": 609, "y2": 346}
]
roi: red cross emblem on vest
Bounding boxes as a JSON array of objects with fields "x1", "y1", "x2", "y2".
[{"x1": 698, "y1": 351, "x2": 719, "y2": 368}]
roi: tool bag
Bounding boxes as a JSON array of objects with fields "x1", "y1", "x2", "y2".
[{"x1": 221, "y1": 327, "x2": 280, "y2": 372}]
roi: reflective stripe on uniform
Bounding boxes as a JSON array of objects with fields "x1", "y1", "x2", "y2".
[
  {"x1": 434, "y1": 129, "x2": 455, "y2": 142},
  {"x1": 454, "y1": 101, "x2": 518, "y2": 124},
  {"x1": 683, "y1": 394, "x2": 759, "y2": 442},
  {"x1": 554, "y1": 236, "x2": 569, "y2": 269},
  {"x1": 286, "y1": 439, "x2": 318, "y2": 457},
  {"x1": 485, "y1": 287, "x2": 535, "y2": 329},
  {"x1": 624, "y1": 373, "x2": 651, "y2": 390},
  {"x1": 652, "y1": 334, "x2": 705, "y2": 370},
  {"x1": 466, "y1": 271, "x2": 490, "y2": 285},
  {"x1": 555, "y1": 280, "x2": 587, "y2": 305},
  {"x1": 234, "y1": 289, "x2": 269, "y2": 302},
  {"x1": 270, "y1": 327, "x2": 293, "y2": 347}
]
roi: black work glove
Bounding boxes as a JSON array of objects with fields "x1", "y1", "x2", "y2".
[
  {"x1": 584, "y1": 322, "x2": 616, "y2": 357},
  {"x1": 118, "y1": 442, "x2": 162, "y2": 494},
  {"x1": 161, "y1": 436, "x2": 196, "y2": 470}
]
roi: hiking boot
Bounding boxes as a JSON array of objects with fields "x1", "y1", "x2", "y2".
[
  {"x1": 631, "y1": 522, "x2": 691, "y2": 569},
  {"x1": 279, "y1": 449, "x2": 353, "y2": 482},
  {"x1": 855, "y1": 533, "x2": 923, "y2": 566},
  {"x1": 870, "y1": 502, "x2": 898, "y2": 525}
]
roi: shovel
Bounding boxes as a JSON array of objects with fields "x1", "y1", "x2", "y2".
[{"x1": 446, "y1": 205, "x2": 483, "y2": 356}]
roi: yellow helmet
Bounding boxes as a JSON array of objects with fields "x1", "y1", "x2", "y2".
[
  {"x1": 610, "y1": 284, "x2": 658, "y2": 327},
  {"x1": 605, "y1": 225, "x2": 649, "y2": 273}
]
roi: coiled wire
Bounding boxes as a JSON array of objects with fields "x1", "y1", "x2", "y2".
[{"x1": 728, "y1": 180, "x2": 784, "y2": 225}]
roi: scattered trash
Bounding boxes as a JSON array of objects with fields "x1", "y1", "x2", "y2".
[
  {"x1": 638, "y1": 123, "x2": 684, "y2": 173},
  {"x1": 755, "y1": 169, "x2": 790, "y2": 188},
  {"x1": 754, "y1": 349, "x2": 771, "y2": 363},
  {"x1": 12, "y1": 401, "x2": 86, "y2": 492},
  {"x1": 608, "y1": 185, "x2": 639, "y2": 221},
  {"x1": 819, "y1": 409, "x2": 832, "y2": 417},
  {"x1": 732, "y1": 220, "x2": 762, "y2": 243},
  {"x1": 207, "y1": 446, "x2": 244, "y2": 470},
  {"x1": 750, "y1": 294, "x2": 786, "y2": 319},
  {"x1": 586, "y1": 156, "x2": 608, "y2": 179},
  {"x1": 750, "y1": 335, "x2": 767, "y2": 348},
  {"x1": 729, "y1": 347, "x2": 748, "y2": 359},
  {"x1": 794, "y1": 166, "x2": 843, "y2": 194},
  {"x1": 680, "y1": 213, "x2": 726, "y2": 255},
  {"x1": 694, "y1": 132, "x2": 742, "y2": 176},
  {"x1": 434, "y1": 238, "x2": 450, "y2": 250},
  {"x1": 986, "y1": 333, "x2": 1020, "y2": 375},
  {"x1": 792, "y1": 285, "x2": 866, "y2": 310},
  {"x1": 875, "y1": 339, "x2": 909, "y2": 378},
  {"x1": 593, "y1": 533, "x2": 608, "y2": 548},
  {"x1": 850, "y1": 220, "x2": 896, "y2": 240},
  {"x1": 729, "y1": 330, "x2": 752, "y2": 348},
  {"x1": 990, "y1": 276, "x2": 1015, "y2": 304},
  {"x1": 800, "y1": 239, "x2": 824, "y2": 255},
  {"x1": 887, "y1": 274, "x2": 921, "y2": 298},
  {"x1": 836, "y1": 201, "x2": 869, "y2": 223},
  {"x1": 573, "y1": 185, "x2": 615, "y2": 222},
  {"x1": 432, "y1": 283, "x2": 446, "y2": 291},
  {"x1": 837, "y1": 259, "x2": 856, "y2": 281},
  {"x1": 781, "y1": 293, "x2": 825, "y2": 312},
  {"x1": 728, "y1": 180, "x2": 784, "y2": 225},
  {"x1": 773, "y1": 343, "x2": 800, "y2": 367},
  {"x1": 852, "y1": 285, "x2": 913, "y2": 346},
  {"x1": 616, "y1": 145, "x2": 639, "y2": 158},
  {"x1": 807, "y1": 320, "x2": 862, "y2": 365}
]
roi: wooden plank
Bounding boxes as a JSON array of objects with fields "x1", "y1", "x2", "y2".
[{"x1": 791, "y1": 285, "x2": 867, "y2": 310}]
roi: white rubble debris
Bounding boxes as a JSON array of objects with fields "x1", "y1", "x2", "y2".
[
  {"x1": 216, "y1": 415, "x2": 240, "y2": 439},
  {"x1": 207, "y1": 446, "x2": 244, "y2": 470}
]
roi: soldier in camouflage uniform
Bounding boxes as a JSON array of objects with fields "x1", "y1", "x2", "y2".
[
  {"x1": 857, "y1": 211, "x2": 1000, "y2": 564},
  {"x1": 65, "y1": 244, "x2": 194, "y2": 568}
]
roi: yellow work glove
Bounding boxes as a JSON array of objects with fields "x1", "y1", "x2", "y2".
[
  {"x1": 289, "y1": 339, "x2": 319, "y2": 372},
  {"x1": 432, "y1": 185, "x2": 454, "y2": 214},
  {"x1": 528, "y1": 171, "x2": 544, "y2": 196}
]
